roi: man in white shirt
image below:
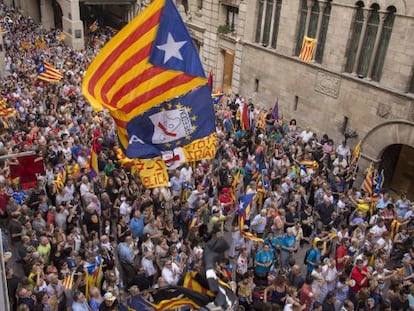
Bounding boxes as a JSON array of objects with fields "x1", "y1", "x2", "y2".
[
  {"x1": 180, "y1": 163, "x2": 193, "y2": 185},
  {"x1": 79, "y1": 175, "x2": 93, "y2": 207},
  {"x1": 119, "y1": 196, "x2": 132, "y2": 224},
  {"x1": 250, "y1": 209, "x2": 267, "y2": 237},
  {"x1": 141, "y1": 251, "x2": 157, "y2": 284},
  {"x1": 161, "y1": 259, "x2": 181, "y2": 286},
  {"x1": 300, "y1": 127, "x2": 314, "y2": 143},
  {"x1": 336, "y1": 140, "x2": 351, "y2": 162}
]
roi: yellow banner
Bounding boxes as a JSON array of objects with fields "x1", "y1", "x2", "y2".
[
  {"x1": 116, "y1": 133, "x2": 216, "y2": 188},
  {"x1": 183, "y1": 133, "x2": 217, "y2": 162},
  {"x1": 135, "y1": 158, "x2": 169, "y2": 188}
]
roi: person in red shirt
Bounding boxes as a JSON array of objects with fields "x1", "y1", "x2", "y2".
[
  {"x1": 335, "y1": 237, "x2": 351, "y2": 271},
  {"x1": 300, "y1": 275, "x2": 314, "y2": 311},
  {"x1": 218, "y1": 187, "x2": 234, "y2": 214},
  {"x1": 349, "y1": 258, "x2": 370, "y2": 304}
]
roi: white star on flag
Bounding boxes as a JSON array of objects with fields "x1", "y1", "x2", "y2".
[{"x1": 156, "y1": 33, "x2": 187, "y2": 64}]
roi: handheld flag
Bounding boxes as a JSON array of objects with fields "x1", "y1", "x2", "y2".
[
  {"x1": 374, "y1": 169, "x2": 384, "y2": 195},
  {"x1": 273, "y1": 99, "x2": 279, "y2": 120},
  {"x1": 37, "y1": 61, "x2": 63, "y2": 83},
  {"x1": 61, "y1": 272, "x2": 74, "y2": 290},
  {"x1": 82, "y1": 0, "x2": 216, "y2": 188},
  {"x1": 238, "y1": 193, "x2": 264, "y2": 243},
  {"x1": 9, "y1": 155, "x2": 45, "y2": 189},
  {"x1": 89, "y1": 139, "x2": 99, "y2": 178},
  {"x1": 0, "y1": 99, "x2": 16, "y2": 117},
  {"x1": 35, "y1": 36, "x2": 47, "y2": 50},
  {"x1": 212, "y1": 93, "x2": 224, "y2": 104},
  {"x1": 361, "y1": 162, "x2": 373, "y2": 196},
  {"x1": 56, "y1": 30, "x2": 66, "y2": 41},
  {"x1": 350, "y1": 141, "x2": 361, "y2": 165},
  {"x1": 21, "y1": 41, "x2": 31, "y2": 50},
  {"x1": 89, "y1": 20, "x2": 99, "y2": 32},
  {"x1": 299, "y1": 36, "x2": 317, "y2": 63},
  {"x1": 208, "y1": 70, "x2": 213, "y2": 91},
  {"x1": 240, "y1": 101, "x2": 250, "y2": 131}
]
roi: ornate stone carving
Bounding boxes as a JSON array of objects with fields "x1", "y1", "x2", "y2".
[
  {"x1": 314, "y1": 71, "x2": 341, "y2": 98},
  {"x1": 377, "y1": 102, "x2": 391, "y2": 119}
]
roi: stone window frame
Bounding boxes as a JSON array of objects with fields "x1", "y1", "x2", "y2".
[
  {"x1": 345, "y1": 1, "x2": 396, "y2": 82},
  {"x1": 254, "y1": 0, "x2": 283, "y2": 49},
  {"x1": 294, "y1": 0, "x2": 332, "y2": 64}
]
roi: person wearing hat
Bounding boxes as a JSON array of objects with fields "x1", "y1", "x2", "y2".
[
  {"x1": 209, "y1": 204, "x2": 231, "y2": 234},
  {"x1": 99, "y1": 292, "x2": 128, "y2": 311}
]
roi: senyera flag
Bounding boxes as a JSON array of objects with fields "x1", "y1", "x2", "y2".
[{"x1": 82, "y1": 0, "x2": 216, "y2": 187}]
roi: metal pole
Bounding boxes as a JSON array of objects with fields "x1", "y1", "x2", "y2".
[
  {"x1": 0, "y1": 229, "x2": 10, "y2": 311},
  {"x1": 0, "y1": 150, "x2": 36, "y2": 161}
]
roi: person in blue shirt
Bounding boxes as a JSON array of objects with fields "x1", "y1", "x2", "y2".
[
  {"x1": 280, "y1": 227, "x2": 297, "y2": 268},
  {"x1": 130, "y1": 210, "x2": 145, "y2": 239},
  {"x1": 264, "y1": 232, "x2": 281, "y2": 256},
  {"x1": 254, "y1": 244, "x2": 273, "y2": 285},
  {"x1": 375, "y1": 192, "x2": 392, "y2": 210},
  {"x1": 305, "y1": 240, "x2": 323, "y2": 275}
]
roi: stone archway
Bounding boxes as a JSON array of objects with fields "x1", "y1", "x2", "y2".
[
  {"x1": 361, "y1": 120, "x2": 414, "y2": 161},
  {"x1": 359, "y1": 120, "x2": 414, "y2": 197}
]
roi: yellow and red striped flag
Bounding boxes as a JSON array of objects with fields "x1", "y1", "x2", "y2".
[
  {"x1": 61, "y1": 272, "x2": 74, "y2": 290},
  {"x1": 57, "y1": 30, "x2": 66, "y2": 41},
  {"x1": 35, "y1": 36, "x2": 47, "y2": 50},
  {"x1": 21, "y1": 41, "x2": 31, "y2": 50},
  {"x1": 82, "y1": 0, "x2": 216, "y2": 188},
  {"x1": 89, "y1": 20, "x2": 99, "y2": 32},
  {"x1": 350, "y1": 141, "x2": 361, "y2": 165},
  {"x1": 37, "y1": 61, "x2": 63, "y2": 83},
  {"x1": 238, "y1": 193, "x2": 264, "y2": 243},
  {"x1": 0, "y1": 99, "x2": 16, "y2": 117},
  {"x1": 82, "y1": 0, "x2": 209, "y2": 151},
  {"x1": 361, "y1": 162, "x2": 373, "y2": 196},
  {"x1": 299, "y1": 36, "x2": 317, "y2": 63},
  {"x1": 54, "y1": 167, "x2": 67, "y2": 192}
]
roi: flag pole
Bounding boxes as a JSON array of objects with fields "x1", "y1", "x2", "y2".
[
  {"x1": 352, "y1": 153, "x2": 361, "y2": 176},
  {"x1": 0, "y1": 151, "x2": 36, "y2": 161}
]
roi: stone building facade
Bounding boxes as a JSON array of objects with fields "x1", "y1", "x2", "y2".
[
  {"x1": 184, "y1": 0, "x2": 414, "y2": 195},
  {"x1": 8, "y1": 0, "x2": 414, "y2": 194}
]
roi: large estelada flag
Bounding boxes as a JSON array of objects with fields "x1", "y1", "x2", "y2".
[
  {"x1": 299, "y1": 36, "x2": 317, "y2": 63},
  {"x1": 82, "y1": 0, "x2": 216, "y2": 187}
]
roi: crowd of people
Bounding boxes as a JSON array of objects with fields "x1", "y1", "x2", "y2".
[{"x1": 1, "y1": 3, "x2": 414, "y2": 311}]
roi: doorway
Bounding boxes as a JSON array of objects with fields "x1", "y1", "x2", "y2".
[
  {"x1": 381, "y1": 144, "x2": 414, "y2": 200},
  {"x1": 222, "y1": 49, "x2": 234, "y2": 94}
]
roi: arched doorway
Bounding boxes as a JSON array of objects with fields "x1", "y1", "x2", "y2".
[
  {"x1": 360, "y1": 120, "x2": 414, "y2": 200},
  {"x1": 380, "y1": 144, "x2": 414, "y2": 198},
  {"x1": 52, "y1": 0, "x2": 63, "y2": 29}
]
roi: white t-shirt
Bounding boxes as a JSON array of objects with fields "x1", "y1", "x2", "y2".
[{"x1": 162, "y1": 262, "x2": 181, "y2": 285}]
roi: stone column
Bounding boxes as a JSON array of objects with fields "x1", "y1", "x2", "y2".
[
  {"x1": 367, "y1": 10, "x2": 386, "y2": 80},
  {"x1": 352, "y1": 7, "x2": 370, "y2": 75},
  {"x1": 259, "y1": 0, "x2": 267, "y2": 45},
  {"x1": 312, "y1": 0, "x2": 327, "y2": 60},
  {"x1": 62, "y1": 0, "x2": 84, "y2": 50},
  {"x1": 304, "y1": 0, "x2": 314, "y2": 37},
  {"x1": 268, "y1": 0, "x2": 277, "y2": 48}
]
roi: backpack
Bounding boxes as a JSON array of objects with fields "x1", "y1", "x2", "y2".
[{"x1": 304, "y1": 248, "x2": 312, "y2": 264}]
